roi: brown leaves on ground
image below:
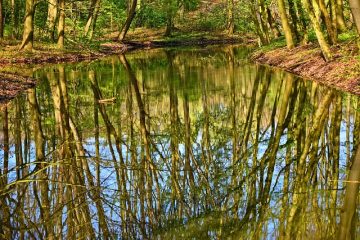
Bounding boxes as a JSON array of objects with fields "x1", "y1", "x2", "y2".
[{"x1": 253, "y1": 43, "x2": 360, "y2": 95}]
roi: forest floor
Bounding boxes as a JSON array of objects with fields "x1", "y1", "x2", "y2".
[{"x1": 252, "y1": 38, "x2": 360, "y2": 95}]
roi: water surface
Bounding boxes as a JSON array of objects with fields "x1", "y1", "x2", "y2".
[{"x1": 0, "y1": 46, "x2": 359, "y2": 239}]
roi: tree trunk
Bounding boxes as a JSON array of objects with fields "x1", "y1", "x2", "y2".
[
  {"x1": 57, "y1": 0, "x2": 65, "y2": 48},
  {"x1": 278, "y1": 0, "x2": 295, "y2": 48},
  {"x1": 302, "y1": 0, "x2": 333, "y2": 61},
  {"x1": 227, "y1": 0, "x2": 235, "y2": 34},
  {"x1": 349, "y1": 0, "x2": 360, "y2": 36},
  {"x1": 288, "y1": 0, "x2": 300, "y2": 42},
  {"x1": 336, "y1": 0, "x2": 347, "y2": 31},
  {"x1": 118, "y1": 0, "x2": 137, "y2": 41},
  {"x1": 319, "y1": 0, "x2": 337, "y2": 44},
  {"x1": 84, "y1": 0, "x2": 101, "y2": 39},
  {"x1": 46, "y1": 0, "x2": 57, "y2": 41},
  {"x1": 0, "y1": 0, "x2": 4, "y2": 38},
  {"x1": 19, "y1": 0, "x2": 35, "y2": 51}
]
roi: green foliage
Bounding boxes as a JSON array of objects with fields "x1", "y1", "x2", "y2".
[
  {"x1": 182, "y1": 0, "x2": 200, "y2": 11},
  {"x1": 257, "y1": 36, "x2": 286, "y2": 52},
  {"x1": 136, "y1": 3, "x2": 168, "y2": 28},
  {"x1": 338, "y1": 31, "x2": 358, "y2": 42},
  {"x1": 195, "y1": 3, "x2": 227, "y2": 31}
]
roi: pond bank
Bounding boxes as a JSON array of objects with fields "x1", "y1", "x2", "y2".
[
  {"x1": 1, "y1": 38, "x2": 359, "y2": 105},
  {"x1": 0, "y1": 36, "x2": 247, "y2": 105},
  {"x1": 252, "y1": 43, "x2": 360, "y2": 95}
]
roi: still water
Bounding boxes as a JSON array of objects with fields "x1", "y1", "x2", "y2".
[{"x1": 0, "y1": 46, "x2": 359, "y2": 239}]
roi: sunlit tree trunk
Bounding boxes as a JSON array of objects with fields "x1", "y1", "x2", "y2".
[
  {"x1": 118, "y1": 0, "x2": 137, "y2": 41},
  {"x1": 278, "y1": 0, "x2": 295, "y2": 48},
  {"x1": 318, "y1": 0, "x2": 337, "y2": 44},
  {"x1": 46, "y1": 0, "x2": 57, "y2": 41},
  {"x1": 349, "y1": 0, "x2": 360, "y2": 41},
  {"x1": 57, "y1": 0, "x2": 65, "y2": 48},
  {"x1": 84, "y1": 0, "x2": 101, "y2": 39},
  {"x1": 301, "y1": 0, "x2": 333, "y2": 61},
  {"x1": 335, "y1": 0, "x2": 347, "y2": 31},
  {"x1": 266, "y1": 7, "x2": 281, "y2": 38},
  {"x1": 227, "y1": 0, "x2": 235, "y2": 34},
  {"x1": 19, "y1": 0, "x2": 35, "y2": 51}
]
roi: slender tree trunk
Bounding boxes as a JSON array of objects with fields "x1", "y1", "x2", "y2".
[
  {"x1": 319, "y1": 0, "x2": 337, "y2": 44},
  {"x1": 336, "y1": 0, "x2": 347, "y2": 31},
  {"x1": 0, "y1": 0, "x2": 4, "y2": 38},
  {"x1": 19, "y1": 0, "x2": 35, "y2": 51},
  {"x1": 302, "y1": 0, "x2": 333, "y2": 61},
  {"x1": 118, "y1": 0, "x2": 137, "y2": 41},
  {"x1": 278, "y1": 0, "x2": 295, "y2": 48},
  {"x1": 349, "y1": 0, "x2": 360, "y2": 37},
  {"x1": 227, "y1": 0, "x2": 235, "y2": 34},
  {"x1": 57, "y1": 0, "x2": 65, "y2": 48},
  {"x1": 84, "y1": 0, "x2": 101, "y2": 39},
  {"x1": 267, "y1": 7, "x2": 281, "y2": 38},
  {"x1": 46, "y1": 0, "x2": 57, "y2": 41},
  {"x1": 288, "y1": 0, "x2": 300, "y2": 42},
  {"x1": 10, "y1": 0, "x2": 17, "y2": 38}
]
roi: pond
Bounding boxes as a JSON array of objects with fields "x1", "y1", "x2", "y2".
[{"x1": 0, "y1": 45, "x2": 359, "y2": 239}]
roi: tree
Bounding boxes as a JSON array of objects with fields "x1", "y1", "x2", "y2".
[
  {"x1": 84, "y1": 0, "x2": 101, "y2": 39},
  {"x1": 349, "y1": 0, "x2": 360, "y2": 38},
  {"x1": 46, "y1": 0, "x2": 57, "y2": 41},
  {"x1": 19, "y1": 0, "x2": 35, "y2": 51},
  {"x1": 0, "y1": 0, "x2": 3, "y2": 38},
  {"x1": 164, "y1": 0, "x2": 177, "y2": 36},
  {"x1": 57, "y1": 0, "x2": 65, "y2": 48},
  {"x1": 227, "y1": 0, "x2": 235, "y2": 34},
  {"x1": 301, "y1": 0, "x2": 333, "y2": 61},
  {"x1": 277, "y1": 0, "x2": 295, "y2": 48},
  {"x1": 118, "y1": 0, "x2": 137, "y2": 41}
]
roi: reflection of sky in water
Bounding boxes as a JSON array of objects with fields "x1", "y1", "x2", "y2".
[{"x1": 0, "y1": 46, "x2": 359, "y2": 239}]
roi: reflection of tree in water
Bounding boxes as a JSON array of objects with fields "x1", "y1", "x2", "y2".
[{"x1": 0, "y1": 47, "x2": 359, "y2": 239}]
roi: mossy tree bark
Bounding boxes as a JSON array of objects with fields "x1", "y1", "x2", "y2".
[
  {"x1": 46, "y1": 0, "x2": 57, "y2": 41},
  {"x1": 319, "y1": 0, "x2": 337, "y2": 44},
  {"x1": 57, "y1": 0, "x2": 65, "y2": 48},
  {"x1": 349, "y1": 0, "x2": 360, "y2": 38},
  {"x1": 302, "y1": 0, "x2": 333, "y2": 61},
  {"x1": 19, "y1": 0, "x2": 35, "y2": 51},
  {"x1": 336, "y1": 0, "x2": 347, "y2": 31},
  {"x1": 278, "y1": 0, "x2": 295, "y2": 48}
]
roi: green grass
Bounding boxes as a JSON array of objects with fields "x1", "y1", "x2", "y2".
[
  {"x1": 338, "y1": 31, "x2": 358, "y2": 42},
  {"x1": 257, "y1": 36, "x2": 286, "y2": 52}
]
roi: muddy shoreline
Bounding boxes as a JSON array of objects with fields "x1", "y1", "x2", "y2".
[{"x1": 252, "y1": 43, "x2": 360, "y2": 95}]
